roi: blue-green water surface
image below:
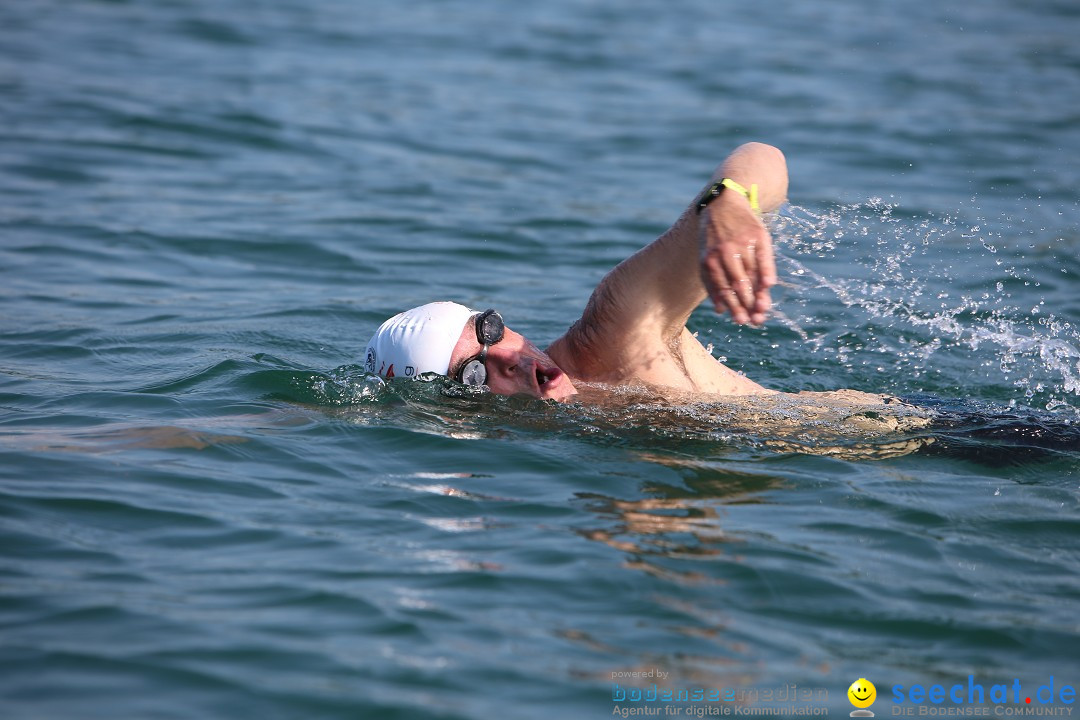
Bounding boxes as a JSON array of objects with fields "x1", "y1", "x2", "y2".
[{"x1": 2, "y1": 1, "x2": 1079, "y2": 718}]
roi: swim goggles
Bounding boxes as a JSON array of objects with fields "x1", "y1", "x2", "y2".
[{"x1": 456, "y1": 309, "x2": 505, "y2": 387}]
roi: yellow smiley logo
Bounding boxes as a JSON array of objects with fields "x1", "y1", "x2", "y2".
[{"x1": 848, "y1": 678, "x2": 877, "y2": 709}]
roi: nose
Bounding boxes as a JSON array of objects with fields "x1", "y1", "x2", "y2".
[{"x1": 484, "y1": 343, "x2": 522, "y2": 377}]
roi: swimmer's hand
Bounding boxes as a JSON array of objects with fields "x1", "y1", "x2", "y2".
[{"x1": 699, "y1": 188, "x2": 776, "y2": 326}]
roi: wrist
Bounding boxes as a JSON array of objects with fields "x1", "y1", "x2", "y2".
[{"x1": 695, "y1": 178, "x2": 760, "y2": 215}]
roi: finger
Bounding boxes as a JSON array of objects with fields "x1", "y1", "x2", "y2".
[
  {"x1": 753, "y1": 236, "x2": 777, "y2": 320},
  {"x1": 741, "y1": 241, "x2": 759, "y2": 285},
  {"x1": 711, "y1": 291, "x2": 732, "y2": 317},
  {"x1": 750, "y1": 286, "x2": 771, "y2": 326},
  {"x1": 756, "y1": 234, "x2": 777, "y2": 290},
  {"x1": 727, "y1": 291, "x2": 750, "y2": 325},
  {"x1": 701, "y1": 263, "x2": 733, "y2": 316},
  {"x1": 720, "y1": 245, "x2": 755, "y2": 313},
  {"x1": 713, "y1": 276, "x2": 750, "y2": 324},
  {"x1": 744, "y1": 248, "x2": 768, "y2": 325},
  {"x1": 739, "y1": 248, "x2": 764, "y2": 325},
  {"x1": 701, "y1": 252, "x2": 729, "y2": 312},
  {"x1": 702, "y1": 255, "x2": 746, "y2": 321}
]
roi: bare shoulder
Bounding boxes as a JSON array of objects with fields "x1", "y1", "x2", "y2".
[{"x1": 549, "y1": 321, "x2": 768, "y2": 395}]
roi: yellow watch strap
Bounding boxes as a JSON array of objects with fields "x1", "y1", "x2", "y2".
[
  {"x1": 696, "y1": 177, "x2": 761, "y2": 214},
  {"x1": 719, "y1": 178, "x2": 760, "y2": 212}
]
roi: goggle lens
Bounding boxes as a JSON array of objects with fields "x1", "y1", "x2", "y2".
[
  {"x1": 460, "y1": 358, "x2": 487, "y2": 387},
  {"x1": 455, "y1": 309, "x2": 504, "y2": 387},
  {"x1": 476, "y1": 310, "x2": 504, "y2": 345}
]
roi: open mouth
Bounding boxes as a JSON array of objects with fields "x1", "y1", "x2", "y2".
[{"x1": 535, "y1": 366, "x2": 561, "y2": 392}]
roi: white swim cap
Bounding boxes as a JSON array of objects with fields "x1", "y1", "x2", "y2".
[{"x1": 363, "y1": 301, "x2": 475, "y2": 379}]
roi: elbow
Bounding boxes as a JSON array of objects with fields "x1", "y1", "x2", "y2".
[
  {"x1": 736, "y1": 142, "x2": 788, "y2": 209},
  {"x1": 741, "y1": 142, "x2": 786, "y2": 169}
]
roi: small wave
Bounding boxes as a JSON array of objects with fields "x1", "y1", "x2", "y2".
[{"x1": 769, "y1": 200, "x2": 1080, "y2": 412}]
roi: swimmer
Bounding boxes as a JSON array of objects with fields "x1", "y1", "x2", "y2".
[{"x1": 364, "y1": 143, "x2": 819, "y2": 402}]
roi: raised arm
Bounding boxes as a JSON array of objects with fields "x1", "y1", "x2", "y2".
[
  {"x1": 576, "y1": 143, "x2": 787, "y2": 330},
  {"x1": 547, "y1": 143, "x2": 788, "y2": 386}
]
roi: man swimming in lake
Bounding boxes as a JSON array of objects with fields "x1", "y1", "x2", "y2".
[{"x1": 364, "y1": 142, "x2": 788, "y2": 401}]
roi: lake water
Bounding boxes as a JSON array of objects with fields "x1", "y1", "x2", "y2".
[{"x1": 2, "y1": 0, "x2": 1079, "y2": 718}]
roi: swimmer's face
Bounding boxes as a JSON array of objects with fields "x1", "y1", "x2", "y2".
[
  {"x1": 848, "y1": 679, "x2": 876, "y2": 708},
  {"x1": 448, "y1": 319, "x2": 577, "y2": 401}
]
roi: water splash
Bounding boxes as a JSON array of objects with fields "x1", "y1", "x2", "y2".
[
  {"x1": 306, "y1": 364, "x2": 387, "y2": 404},
  {"x1": 770, "y1": 200, "x2": 1080, "y2": 412}
]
